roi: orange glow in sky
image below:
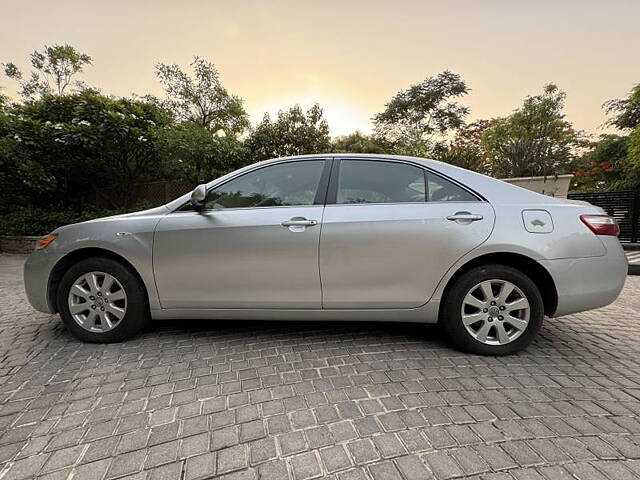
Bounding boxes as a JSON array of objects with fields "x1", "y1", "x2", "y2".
[{"x1": 1, "y1": 0, "x2": 639, "y2": 136}]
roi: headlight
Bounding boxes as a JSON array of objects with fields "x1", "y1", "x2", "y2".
[{"x1": 36, "y1": 233, "x2": 58, "y2": 250}]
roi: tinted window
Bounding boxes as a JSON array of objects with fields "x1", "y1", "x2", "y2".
[
  {"x1": 336, "y1": 160, "x2": 426, "y2": 204},
  {"x1": 426, "y1": 173, "x2": 477, "y2": 202},
  {"x1": 205, "y1": 160, "x2": 325, "y2": 209}
]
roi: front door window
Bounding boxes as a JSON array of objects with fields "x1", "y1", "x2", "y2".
[{"x1": 205, "y1": 160, "x2": 326, "y2": 210}]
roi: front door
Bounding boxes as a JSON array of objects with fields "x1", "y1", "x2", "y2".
[
  {"x1": 320, "y1": 159, "x2": 495, "y2": 309},
  {"x1": 153, "y1": 159, "x2": 329, "y2": 309}
]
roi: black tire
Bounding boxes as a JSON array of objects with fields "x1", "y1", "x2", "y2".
[
  {"x1": 57, "y1": 257, "x2": 148, "y2": 343},
  {"x1": 441, "y1": 264, "x2": 544, "y2": 355}
]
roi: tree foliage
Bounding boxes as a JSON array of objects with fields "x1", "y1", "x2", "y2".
[
  {"x1": 2, "y1": 43, "x2": 638, "y2": 227},
  {"x1": 572, "y1": 84, "x2": 640, "y2": 191},
  {"x1": 3, "y1": 44, "x2": 92, "y2": 99},
  {"x1": 157, "y1": 124, "x2": 248, "y2": 184},
  {"x1": 481, "y1": 84, "x2": 583, "y2": 178},
  {"x1": 246, "y1": 104, "x2": 330, "y2": 161},
  {"x1": 604, "y1": 84, "x2": 640, "y2": 131},
  {"x1": 0, "y1": 90, "x2": 172, "y2": 210},
  {"x1": 0, "y1": 99, "x2": 25, "y2": 212},
  {"x1": 572, "y1": 135, "x2": 630, "y2": 191},
  {"x1": 156, "y1": 57, "x2": 249, "y2": 134},
  {"x1": 330, "y1": 131, "x2": 393, "y2": 154},
  {"x1": 433, "y1": 120, "x2": 490, "y2": 173},
  {"x1": 373, "y1": 71, "x2": 469, "y2": 155},
  {"x1": 625, "y1": 126, "x2": 640, "y2": 188}
]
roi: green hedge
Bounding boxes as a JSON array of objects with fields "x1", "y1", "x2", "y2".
[{"x1": 0, "y1": 204, "x2": 152, "y2": 236}]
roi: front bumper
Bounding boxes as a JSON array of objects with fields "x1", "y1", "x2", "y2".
[
  {"x1": 541, "y1": 236, "x2": 628, "y2": 317},
  {"x1": 24, "y1": 249, "x2": 59, "y2": 314}
]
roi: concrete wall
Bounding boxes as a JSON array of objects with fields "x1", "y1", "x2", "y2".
[
  {"x1": 502, "y1": 174, "x2": 573, "y2": 198},
  {"x1": 0, "y1": 236, "x2": 39, "y2": 254}
]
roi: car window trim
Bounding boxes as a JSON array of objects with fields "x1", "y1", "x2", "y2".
[
  {"x1": 174, "y1": 157, "x2": 331, "y2": 213},
  {"x1": 169, "y1": 204, "x2": 326, "y2": 215},
  {"x1": 327, "y1": 156, "x2": 485, "y2": 205},
  {"x1": 313, "y1": 159, "x2": 333, "y2": 205}
]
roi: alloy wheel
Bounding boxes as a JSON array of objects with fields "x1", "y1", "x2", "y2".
[
  {"x1": 67, "y1": 271, "x2": 127, "y2": 332},
  {"x1": 461, "y1": 279, "x2": 530, "y2": 346}
]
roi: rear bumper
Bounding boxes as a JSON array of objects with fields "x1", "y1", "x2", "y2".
[{"x1": 541, "y1": 236, "x2": 627, "y2": 317}]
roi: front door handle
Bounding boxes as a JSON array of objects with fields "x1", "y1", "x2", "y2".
[
  {"x1": 281, "y1": 218, "x2": 318, "y2": 227},
  {"x1": 447, "y1": 212, "x2": 484, "y2": 222}
]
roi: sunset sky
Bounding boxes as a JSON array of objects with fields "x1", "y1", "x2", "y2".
[{"x1": 2, "y1": 0, "x2": 639, "y2": 136}]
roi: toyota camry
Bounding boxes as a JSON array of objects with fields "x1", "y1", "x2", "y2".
[{"x1": 24, "y1": 154, "x2": 627, "y2": 355}]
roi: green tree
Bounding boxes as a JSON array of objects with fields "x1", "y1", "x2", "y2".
[
  {"x1": 481, "y1": 84, "x2": 582, "y2": 178},
  {"x1": 433, "y1": 120, "x2": 490, "y2": 172},
  {"x1": 157, "y1": 124, "x2": 248, "y2": 183},
  {"x1": 3, "y1": 44, "x2": 92, "y2": 99},
  {"x1": 373, "y1": 71, "x2": 469, "y2": 156},
  {"x1": 604, "y1": 84, "x2": 640, "y2": 131},
  {"x1": 572, "y1": 135, "x2": 630, "y2": 191},
  {"x1": 155, "y1": 56, "x2": 249, "y2": 134},
  {"x1": 625, "y1": 125, "x2": 640, "y2": 188},
  {"x1": 330, "y1": 131, "x2": 393, "y2": 154},
  {"x1": 2, "y1": 90, "x2": 172, "y2": 209},
  {"x1": 600, "y1": 84, "x2": 640, "y2": 190},
  {"x1": 0, "y1": 96, "x2": 26, "y2": 212},
  {"x1": 246, "y1": 104, "x2": 330, "y2": 161}
]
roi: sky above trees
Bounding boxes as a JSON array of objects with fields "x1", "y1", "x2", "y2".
[{"x1": 1, "y1": 0, "x2": 639, "y2": 136}]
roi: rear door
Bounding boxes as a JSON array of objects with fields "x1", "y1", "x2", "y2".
[{"x1": 319, "y1": 158, "x2": 495, "y2": 309}]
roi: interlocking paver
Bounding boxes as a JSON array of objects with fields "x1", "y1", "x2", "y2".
[
  {"x1": 257, "y1": 459, "x2": 288, "y2": 480},
  {"x1": 278, "y1": 431, "x2": 307, "y2": 456},
  {"x1": 368, "y1": 460, "x2": 403, "y2": 480},
  {"x1": 184, "y1": 451, "x2": 215, "y2": 480},
  {"x1": 372, "y1": 432, "x2": 407, "y2": 459},
  {"x1": 422, "y1": 450, "x2": 464, "y2": 479},
  {"x1": 2, "y1": 254, "x2": 640, "y2": 479},
  {"x1": 394, "y1": 454, "x2": 433, "y2": 480},
  {"x1": 347, "y1": 438, "x2": 381, "y2": 465},
  {"x1": 106, "y1": 449, "x2": 146, "y2": 478},
  {"x1": 319, "y1": 445, "x2": 351, "y2": 473},
  {"x1": 217, "y1": 444, "x2": 247, "y2": 474},
  {"x1": 290, "y1": 451, "x2": 322, "y2": 480}
]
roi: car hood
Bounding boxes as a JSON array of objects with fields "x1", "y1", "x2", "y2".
[
  {"x1": 88, "y1": 205, "x2": 171, "y2": 221},
  {"x1": 52, "y1": 205, "x2": 170, "y2": 235}
]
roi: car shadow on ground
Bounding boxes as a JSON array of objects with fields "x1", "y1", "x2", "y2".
[
  {"x1": 134, "y1": 317, "x2": 498, "y2": 358},
  {"x1": 49, "y1": 312, "x2": 612, "y2": 360},
  {"x1": 144, "y1": 318, "x2": 447, "y2": 344},
  {"x1": 35, "y1": 313, "x2": 574, "y2": 357}
]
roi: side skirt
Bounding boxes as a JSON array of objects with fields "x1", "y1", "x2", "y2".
[{"x1": 150, "y1": 301, "x2": 440, "y2": 323}]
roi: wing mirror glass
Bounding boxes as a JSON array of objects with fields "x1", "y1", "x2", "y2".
[{"x1": 190, "y1": 184, "x2": 207, "y2": 209}]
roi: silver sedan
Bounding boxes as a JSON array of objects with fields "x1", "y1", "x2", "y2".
[{"x1": 24, "y1": 154, "x2": 628, "y2": 355}]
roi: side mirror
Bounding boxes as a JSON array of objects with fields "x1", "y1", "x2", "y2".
[{"x1": 190, "y1": 184, "x2": 207, "y2": 209}]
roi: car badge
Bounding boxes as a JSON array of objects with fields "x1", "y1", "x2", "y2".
[{"x1": 531, "y1": 219, "x2": 546, "y2": 227}]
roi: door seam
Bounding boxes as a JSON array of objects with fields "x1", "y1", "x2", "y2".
[{"x1": 318, "y1": 205, "x2": 326, "y2": 309}]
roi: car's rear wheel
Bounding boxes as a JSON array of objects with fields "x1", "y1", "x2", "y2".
[
  {"x1": 57, "y1": 257, "x2": 148, "y2": 342},
  {"x1": 441, "y1": 264, "x2": 544, "y2": 355}
]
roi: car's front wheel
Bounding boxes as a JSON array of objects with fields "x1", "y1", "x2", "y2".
[
  {"x1": 57, "y1": 257, "x2": 148, "y2": 342},
  {"x1": 441, "y1": 264, "x2": 544, "y2": 355}
]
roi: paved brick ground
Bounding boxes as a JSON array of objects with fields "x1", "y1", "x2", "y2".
[{"x1": 2, "y1": 254, "x2": 640, "y2": 480}]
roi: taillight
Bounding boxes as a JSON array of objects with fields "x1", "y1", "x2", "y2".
[{"x1": 580, "y1": 215, "x2": 620, "y2": 236}]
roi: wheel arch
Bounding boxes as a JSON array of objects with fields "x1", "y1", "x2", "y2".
[
  {"x1": 48, "y1": 247, "x2": 149, "y2": 313},
  {"x1": 439, "y1": 252, "x2": 558, "y2": 319}
]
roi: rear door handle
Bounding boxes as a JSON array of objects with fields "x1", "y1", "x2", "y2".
[
  {"x1": 281, "y1": 219, "x2": 318, "y2": 227},
  {"x1": 447, "y1": 213, "x2": 484, "y2": 222}
]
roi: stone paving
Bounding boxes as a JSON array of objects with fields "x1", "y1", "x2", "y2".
[{"x1": 2, "y1": 254, "x2": 640, "y2": 480}]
